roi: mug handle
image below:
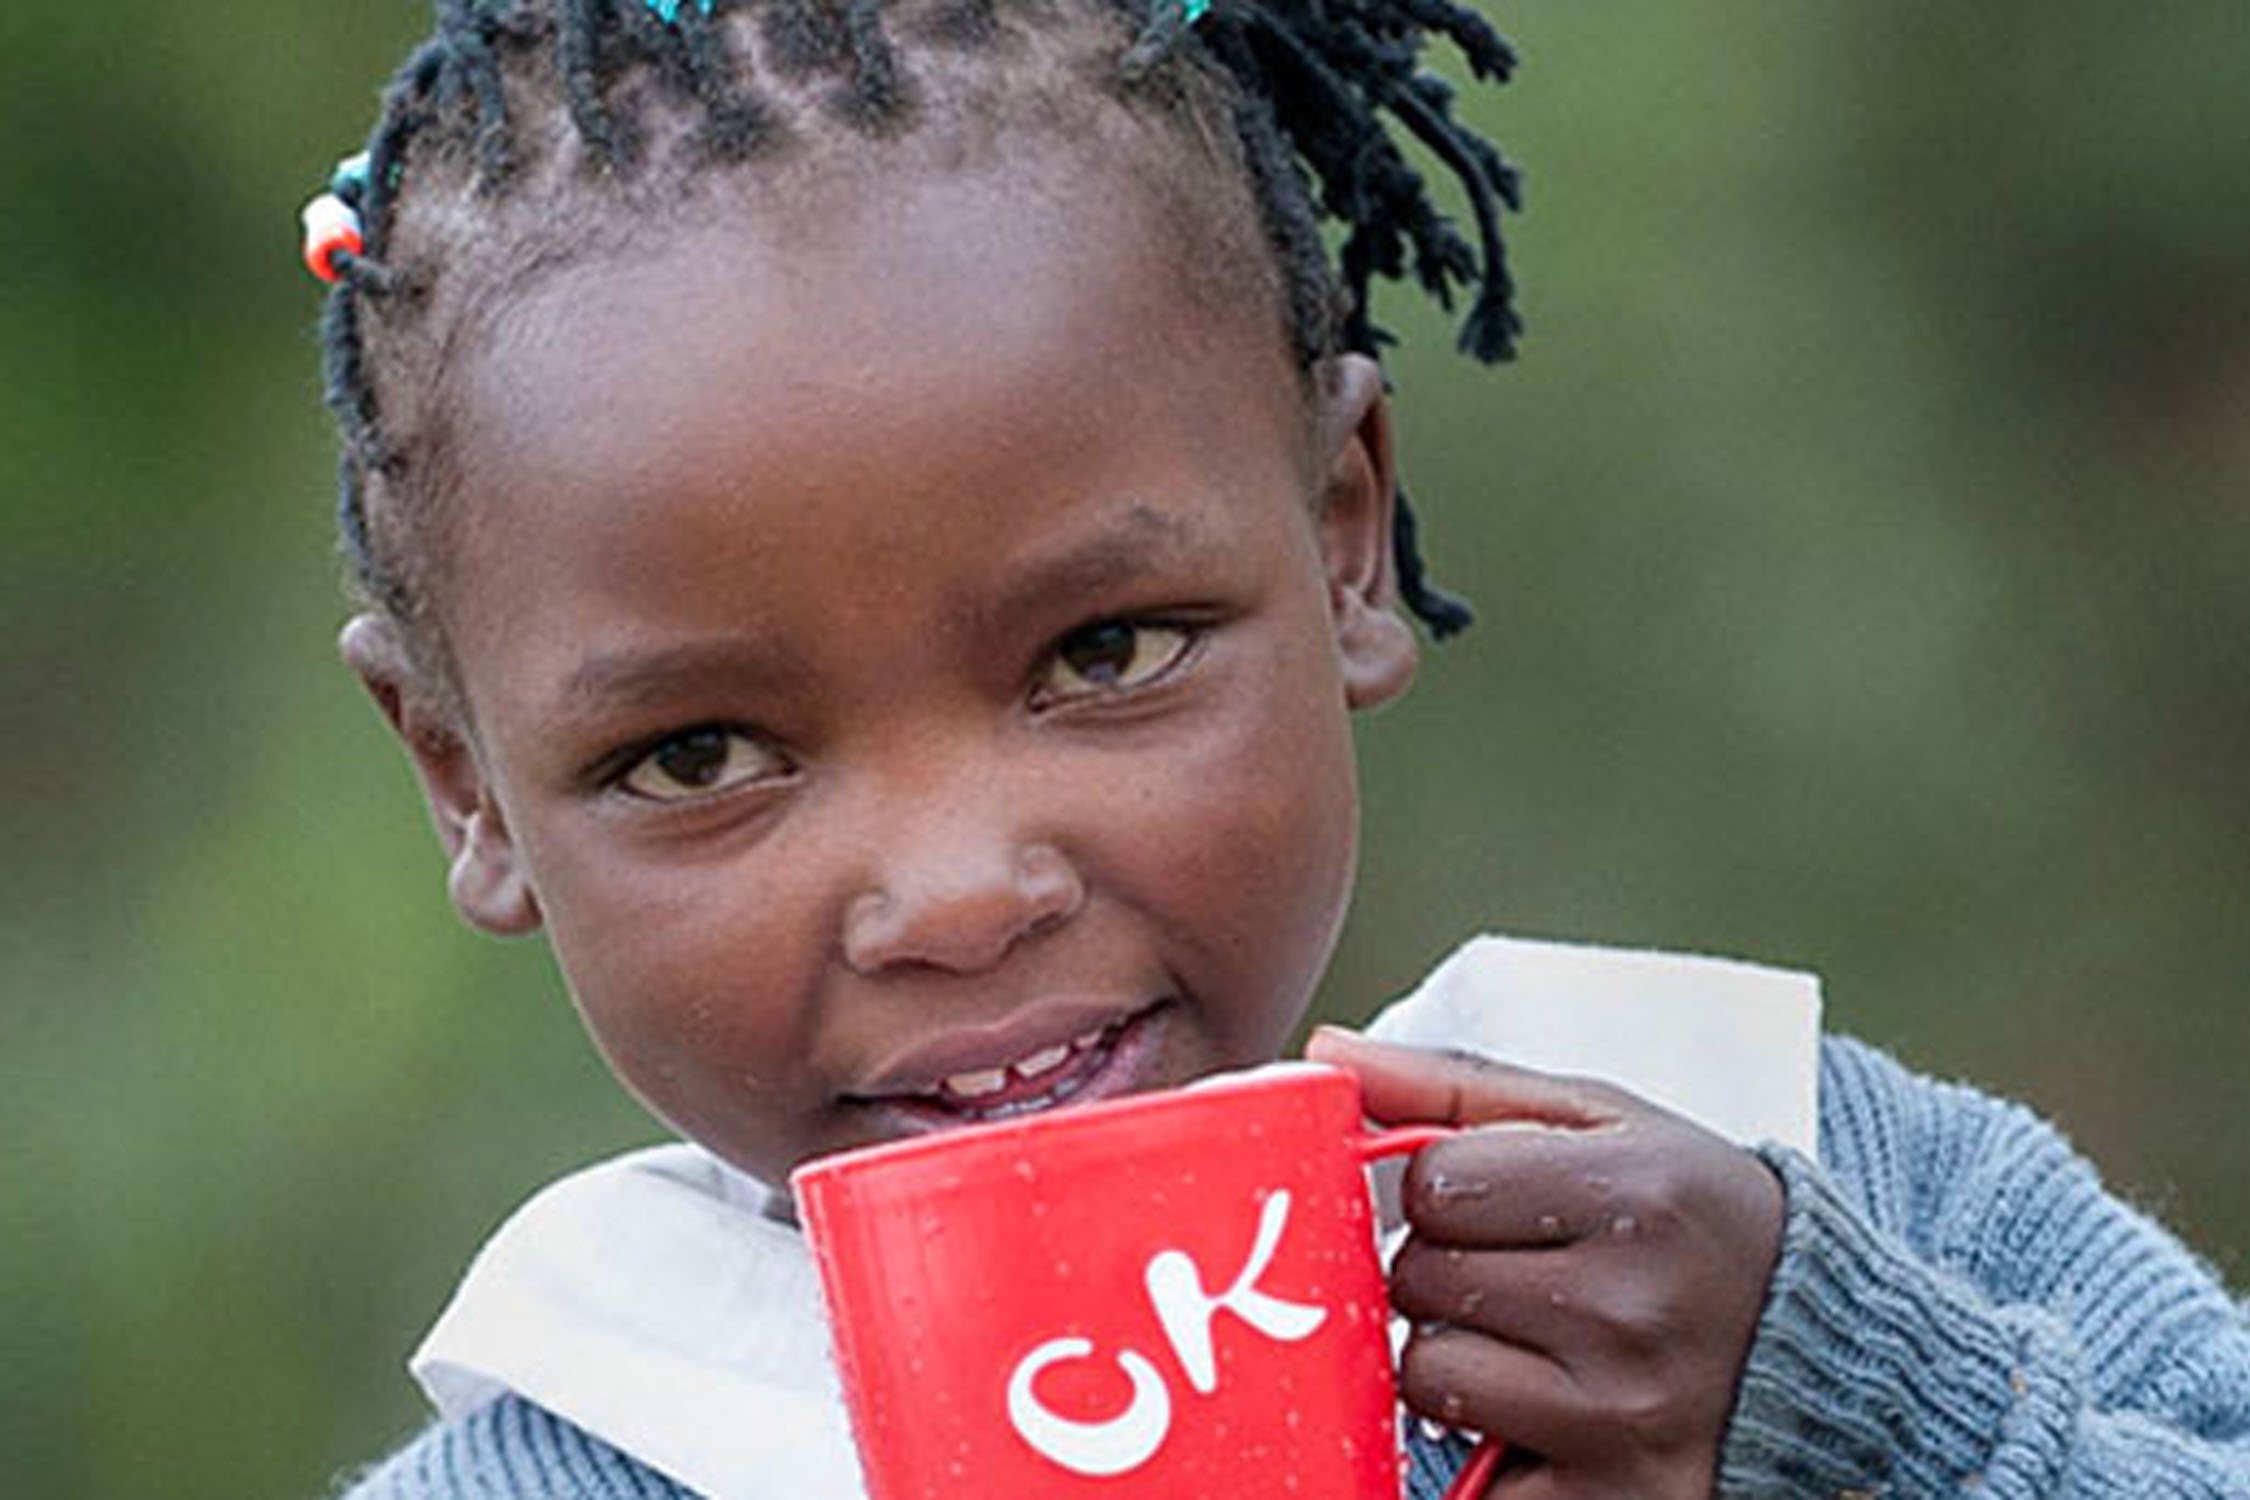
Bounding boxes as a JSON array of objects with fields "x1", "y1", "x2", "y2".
[{"x1": 1354, "y1": 1125, "x2": 1508, "y2": 1500}]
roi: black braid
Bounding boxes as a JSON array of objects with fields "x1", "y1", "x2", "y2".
[
  {"x1": 435, "y1": 0, "x2": 519, "y2": 184},
  {"x1": 558, "y1": 0, "x2": 633, "y2": 165},
  {"x1": 317, "y1": 0, "x2": 1522, "y2": 643},
  {"x1": 676, "y1": 3, "x2": 782, "y2": 156},
  {"x1": 844, "y1": 0, "x2": 901, "y2": 118},
  {"x1": 764, "y1": 0, "x2": 853, "y2": 75}
]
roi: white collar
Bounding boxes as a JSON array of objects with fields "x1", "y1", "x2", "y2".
[
  {"x1": 409, "y1": 933, "x2": 1821, "y2": 1499},
  {"x1": 410, "y1": 1144, "x2": 861, "y2": 1497},
  {"x1": 1361, "y1": 933, "x2": 1821, "y2": 1153}
]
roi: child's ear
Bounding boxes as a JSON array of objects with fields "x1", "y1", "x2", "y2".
[
  {"x1": 339, "y1": 614, "x2": 542, "y2": 937},
  {"x1": 1314, "y1": 354, "x2": 1418, "y2": 710}
]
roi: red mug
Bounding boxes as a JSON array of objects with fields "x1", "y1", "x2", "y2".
[{"x1": 791, "y1": 1062, "x2": 1502, "y2": 1499}]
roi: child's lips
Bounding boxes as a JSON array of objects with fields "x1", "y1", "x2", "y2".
[{"x1": 848, "y1": 1000, "x2": 1171, "y2": 1129}]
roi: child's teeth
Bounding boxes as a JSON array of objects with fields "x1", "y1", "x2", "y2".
[
  {"x1": 1015, "y1": 1044, "x2": 1072, "y2": 1079},
  {"x1": 945, "y1": 1068, "x2": 1010, "y2": 1099},
  {"x1": 931, "y1": 1021, "x2": 1129, "y2": 1107}
]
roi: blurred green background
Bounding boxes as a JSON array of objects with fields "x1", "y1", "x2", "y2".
[{"x1": 3, "y1": 1, "x2": 2244, "y2": 1495}]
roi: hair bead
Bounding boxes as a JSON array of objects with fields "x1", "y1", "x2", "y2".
[
  {"x1": 330, "y1": 151, "x2": 374, "y2": 205},
  {"x1": 300, "y1": 193, "x2": 365, "y2": 284}
]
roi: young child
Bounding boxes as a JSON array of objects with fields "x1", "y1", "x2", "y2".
[{"x1": 305, "y1": 1, "x2": 2250, "y2": 1496}]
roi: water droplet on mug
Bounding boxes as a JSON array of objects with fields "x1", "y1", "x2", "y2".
[
  {"x1": 1536, "y1": 1213, "x2": 1564, "y2": 1239},
  {"x1": 1429, "y1": 1172, "x2": 1491, "y2": 1203},
  {"x1": 1610, "y1": 1213, "x2": 1640, "y2": 1239},
  {"x1": 1458, "y1": 1288, "x2": 1485, "y2": 1315}
]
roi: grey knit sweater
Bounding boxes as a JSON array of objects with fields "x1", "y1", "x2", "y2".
[{"x1": 336, "y1": 1037, "x2": 2250, "y2": 1498}]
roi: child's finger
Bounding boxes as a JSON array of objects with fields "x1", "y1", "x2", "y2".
[
  {"x1": 1389, "y1": 1242, "x2": 1582, "y2": 1356},
  {"x1": 1396, "y1": 1324, "x2": 1591, "y2": 1466},
  {"x1": 1308, "y1": 1025, "x2": 1623, "y2": 1130},
  {"x1": 1398, "y1": 1127, "x2": 1620, "y2": 1246}
]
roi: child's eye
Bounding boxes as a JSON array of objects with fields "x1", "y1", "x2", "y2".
[
  {"x1": 616, "y1": 727, "x2": 790, "y2": 803},
  {"x1": 1037, "y1": 620, "x2": 1197, "y2": 703}
]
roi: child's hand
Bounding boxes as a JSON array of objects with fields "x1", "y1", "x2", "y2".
[{"x1": 1305, "y1": 1028, "x2": 1786, "y2": 1500}]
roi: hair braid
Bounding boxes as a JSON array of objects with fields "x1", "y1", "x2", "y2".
[
  {"x1": 839, "y1": 0, "x2": 911, "y2": 127},
  {"x1": 434, "y1": 0, "x2": 520, "y2": 185},
  {"x1": 558, "y1": 0, "x2": 636, "y2": 164},
  {"x1": 675, "y1": 4, "x2": 782, "y2": 156},
  {"x1": 764, "y1": 0, "x2": 852, "y2": 76}
]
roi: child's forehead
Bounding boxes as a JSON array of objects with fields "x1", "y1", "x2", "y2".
[
  {"x1": 436, "y1": 157, "x2": 1316, "y2": 630},
  {"x1": 463, "y1": 148, "x2": 1296, "y2": 446}
]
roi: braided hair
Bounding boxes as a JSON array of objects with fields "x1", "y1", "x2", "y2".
[{"x1": 317, "y1": 0, "x2": 1522, "y2": 662}]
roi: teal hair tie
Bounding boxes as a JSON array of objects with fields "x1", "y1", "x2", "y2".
[
  {"x1": 642, "y1": 0, "x2": 715, "y2": 21},
  {"x1": 330, "y1": 152, "x2": 372, "y2": 199},
  {"x1": 1181, "y1": 0, "x2": 1210, "y2": 21}
]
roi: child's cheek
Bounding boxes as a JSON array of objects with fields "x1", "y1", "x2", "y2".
[
  {"x1": 530, "y1": 841, "x2": 826, "y2": 1111},
  {"x1": 1146, "y1": 649, "x2": 1362, "y2": 1027}
]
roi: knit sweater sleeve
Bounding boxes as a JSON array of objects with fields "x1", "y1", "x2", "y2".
[
  {"x1": 1718, "y1": 1035, "x2": 2250, "y2": 1497},
  {"x1": 331, "y1": 1393, "x2": 699, "y2": 1499}
]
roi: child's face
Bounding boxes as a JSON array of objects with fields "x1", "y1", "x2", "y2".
[{"x1": 353, "y1": 157, "x2": 1417, "y2": 1190}]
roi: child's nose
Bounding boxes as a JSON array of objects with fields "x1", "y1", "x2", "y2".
[{"x1": 842, "y1": 838, "x2": 1084, "y2": 976}]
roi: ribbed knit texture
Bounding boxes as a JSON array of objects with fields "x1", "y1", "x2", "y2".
[
  {"x1": 336, "y1": 1392, "x2": 695, "y2": 1498},
  {"x1": 335, "y1": 1037, "x2": 2250, "y2": 1498},
  {"x1": 337, "y1": 1396, "x2": 1467, "y2": 1498},
  {"x1": 1715, "y1": 1037, "x2": 2250, "y2": 1498},
  {"x1": 1402, "y1": 1424, "x2": 1480, "y2": 1499}
]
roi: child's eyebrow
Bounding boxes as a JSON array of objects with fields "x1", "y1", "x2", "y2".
[
  {"x1": 555, "y1": 640, "x2": 804, "y2": 714},
  {"x1": 976, "y1": 502, "x2": 1202, "y2": 628}
]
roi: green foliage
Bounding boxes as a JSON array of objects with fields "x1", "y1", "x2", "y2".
[{"x1": 4, "y1": 3, "x2": 2244, "y2": 1496}]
